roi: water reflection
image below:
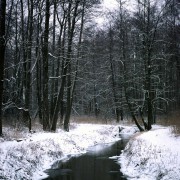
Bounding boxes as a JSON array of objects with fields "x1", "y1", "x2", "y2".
[{"x1": 43, "y1": 136, "x2": 129, "y2": 180}]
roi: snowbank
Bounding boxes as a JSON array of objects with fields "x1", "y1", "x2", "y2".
[
  {"x1": 119, "y1": 126, "x2": 180, "y2": 180},
  {"x1": 0, "y1": 124, "x2": 123, "y2": 180}
]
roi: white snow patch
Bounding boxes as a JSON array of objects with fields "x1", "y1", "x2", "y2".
[
  {"x1": 0, "y1": 123, "x2": 124, "y2": 180},
  {"x1": 119, "y1": 126, "x2": 139, "y2": 135},
  {"x1": 119, "y1": 126, "x2": 180, "y2": 180}
]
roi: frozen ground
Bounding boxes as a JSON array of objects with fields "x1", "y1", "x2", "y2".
[
  {"x1": 119, "y1": 126, "x2": 180, "y2": 180},
  {"x1": 0, "y1": 123, "x2": 135, "y2": 180}
]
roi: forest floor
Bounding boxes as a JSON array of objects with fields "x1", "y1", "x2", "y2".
[{"x1": 0, "y1": 121, "x2": 179, "y2": 180}]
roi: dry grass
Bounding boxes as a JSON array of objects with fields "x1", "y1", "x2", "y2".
[
  {"x1": 1, "y1": 117, "x2": 43, "y2": 140},
  {"x1": 0, "y1": 115, "x2": 137, "y2": 140},
  {"x1": 157, "y1": 111, "x2": 180, "y2": 135},
  {"x1": 3, "y1": 112, "x2": 179, "y2": 140},
  {"x1": 71, "y1": 115, "x2": 135, "y2": 126},
  {"x1": 0, "y1": 126, "x2": 29, "y2": 141},
  {"x1": 71, "y1": 115, "x2": 110, "y2": 124}
]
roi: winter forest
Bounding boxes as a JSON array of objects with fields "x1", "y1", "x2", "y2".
[
  {"x1": 0, "y1": 0, "x2": 180, "y2": 134},
  {"x1": 0, "y1": 0, "x2": 180, "y2": 179}
]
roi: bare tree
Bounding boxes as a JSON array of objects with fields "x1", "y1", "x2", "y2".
[
  {"x1": 0, "y1": 0, "x2": 6, "y2": 135},
  {"x1": 42, "y1": 0, "x2": 50, "y2": 130}
]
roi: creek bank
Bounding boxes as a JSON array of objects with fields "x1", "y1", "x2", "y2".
[
  {"x1": 119, "y1": 126, "x2": 180, "y2": 180},
  {"x1": 0, "y1": 124, "x2": 138, "y2": 180}
]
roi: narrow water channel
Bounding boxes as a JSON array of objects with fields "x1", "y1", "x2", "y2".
[{"x1": 43, "y1": 135, "x2": 129, "y2": 180}]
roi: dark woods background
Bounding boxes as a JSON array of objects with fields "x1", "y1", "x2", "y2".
[{"x1": 0, "y1": 0, "x2": 179, "y2": 134}]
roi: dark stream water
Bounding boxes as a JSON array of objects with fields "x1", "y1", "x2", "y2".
[{"x1": 43, "y1": 135, "x2": 129, "y2": 180}]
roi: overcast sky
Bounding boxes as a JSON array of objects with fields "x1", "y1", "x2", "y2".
[
  {"x1": 103, "y1": 0, "x2": 119, "y2": 9},
  {"x1": 95, "y1": 0, "x2": 118, "y2": 26},
  {"x1": 96, "y1": 0, "x2": 163, "y2": 26}
]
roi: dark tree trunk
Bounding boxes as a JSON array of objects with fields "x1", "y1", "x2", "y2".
[
  {"x1": 57, "y1": 22, "x2": 66, "y2": 125},
  {"x1": 20, "y1": 0, "x2": 27, "y2": 104},
  {"x1": 51, "y1": 1, "x2": 67, "y2": 131},
  {"x1": 145, "y1": 1, "x2": 153, "y2": 130},
  {"x1": 69, "y1": 0, "x2": 85, "y2": 122},
  {"x1": 25, "y1": 0, "x2": 34, "y2": 131},
  {"x1": 50, "y1": 0, "x2": 57, "y2": 120},
  {"x1": 64, "y1": 0, "x2": 80, "y2": 131},
  {"x1": 51, "y1": 23, "x2": 67, "y2": 131},
  {"x1": 108, "y1": 27, "x2": 121, "y2": 122},
  {"x1": 42, "y1": 0, "x2": 50, "y2": 130},
  {"x1": 146, "y1": 56, "x2": 153, "y2": 130},
  {"x1": 36, "y1": 4, "x2": 43, "y2": 122},
  {"x1": 124, "y1": 83, "x2": 144, "y2": 132},
  {"x1": 0, "y1": 0, "x2": 6, "y2": 136},
  {"x1": 51, "y1": 69, "x2": 67, "y2": 131}
]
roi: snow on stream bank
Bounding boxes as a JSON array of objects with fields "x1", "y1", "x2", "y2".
[
  {"x1": 119, "y1": 126, "x2": 180, "y2": 180},
  {"x1": 0, "y1": 124, "x2": 132, "y2": 180},
  {"x1": 1, "y1": 123, "x2": 179, "y2": 180}
]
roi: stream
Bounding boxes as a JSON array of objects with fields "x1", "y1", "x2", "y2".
[{"x1": 43, "y1": 135, "x2": 129, "y2": 180}]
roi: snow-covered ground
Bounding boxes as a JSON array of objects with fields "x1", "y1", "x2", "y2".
[
  {"x1": 1, "y1": 123, "x2": 179, "y2": 180},
  {"x1": 0, "y1": 123, "x2": 133, "y2": 180},
  {"x1": 119, "y1": 126, "x2": 180, "y2": 180}
]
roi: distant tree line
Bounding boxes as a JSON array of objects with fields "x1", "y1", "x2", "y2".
[
  {"x1": 0, "y1": 0, "x2": 179, "y2": 134},
  {"x1": 79, "y1": 0, "x2": 180, "y2": 131}
]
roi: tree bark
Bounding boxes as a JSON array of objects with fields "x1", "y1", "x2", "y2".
[
  {"x1": 51, "y1": 7, "x2": 68, "y2": 131},
  {"x1": 42, "y1": 0, "x2": 50, "y2": 130},
  {"x1": 50, "y1": 0, "x2": 57, "y2": 120},
  {"x1": 108, "y1": 26, "x2": 121, "y2": 122},
  {"x1": 64, "y1": 0, "x2": 80, "y2": 131},
  {"x1": 0, "y1": 0, "x2": 6, "y2": 136},
  {"x1": 25, "y1": 0, "x2": 34, "y2": 131},
  {"x1": 36, "y1": 2, "x2": 43, "y2": 122}
]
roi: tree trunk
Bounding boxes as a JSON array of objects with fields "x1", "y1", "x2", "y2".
[
  {"x1": 20, "y1": 0, "x2": 27, "y2": 104},
  {"x1": 146, "y1": 55, "x2": 153, "y2": 130},
  {"x1": 51, "y1": 21, "x2": 67, "y2": 131},
  {"x1": 0, "y1": 0, "x2": 6, "y2": 136},
  {"x1": 50, "y1": 0, "x2": 57, "y2": 120},
  {"x1": 51, "y1": 1, "x2": 67, "y2": 131},
  {"x1": 64, "y1": 0, "x2": 80, "y2": 131},
  {"x1": 25, "y1": 0, "x2": 34, "y2": 131},
  {"x1": 145, "y1": 0, "x2": 153, "y2": 130},
  {"x1": 42, "y1": 0, "x2": 50, "y2": 130},
  {"x1": 108, "y1": 27, "x2": 121, "y2": 122},
  {"x1": 36, "y1": 3, "x2": 43, "y2": 122},
  {"x1": 124, "y1": 82, "x2": 144, "y2": 132}
]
